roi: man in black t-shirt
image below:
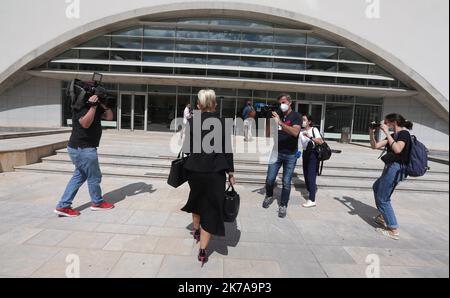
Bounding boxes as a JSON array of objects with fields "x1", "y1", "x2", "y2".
[
  {"x1": 263, "y1": 93, "x2": 302, "y2": 218},
  {"x1": 55, "y1": 95, "x2": 115, "y2": 217}
]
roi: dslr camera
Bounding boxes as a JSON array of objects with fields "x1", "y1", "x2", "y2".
[
  {"x1": 369, "y1": 121, "x2": 381, "y2": 130},
  {"x1": 68, "y1": 72, "x2": 115, "y2": 111}
]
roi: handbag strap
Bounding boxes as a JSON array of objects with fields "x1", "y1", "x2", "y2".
[{"x1": 226, "y1": 183, "x2": 236, "y2": 192}]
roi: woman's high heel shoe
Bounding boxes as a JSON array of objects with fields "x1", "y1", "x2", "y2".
[
  {"x1": 192, "y1": 229, "x2": 201, "y2": 243},
  {"x1": 198, "y1": 249, "x2": 207, "y2": 267}
]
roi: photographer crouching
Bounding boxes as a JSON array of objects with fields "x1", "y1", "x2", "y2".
[{"x1": 54, "y1": 77, "x2": 115, "y2": 217}]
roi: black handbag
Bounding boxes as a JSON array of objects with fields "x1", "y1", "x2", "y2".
[
  {"x1": 312, "y1": 129, "x2": 332, "y2": 176},
  {"x1": 223, "y1": 184, "x2": 240, "y2": 223},
  {"x1": 167, "y1": 151, "x2": 188, "y2": 188}
]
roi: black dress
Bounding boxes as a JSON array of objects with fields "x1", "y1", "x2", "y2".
[{"x1": 181, "y1": 112, "x2": 234, "y2": 236}]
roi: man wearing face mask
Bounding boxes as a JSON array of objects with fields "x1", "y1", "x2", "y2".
[{"x1": 263, "y1": 93, "x2": 302, "y2": 218}]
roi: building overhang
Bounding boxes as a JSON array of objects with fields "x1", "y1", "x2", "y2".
[{"x1": 28, "y1": 69, "x2": 418, "y2": 98}]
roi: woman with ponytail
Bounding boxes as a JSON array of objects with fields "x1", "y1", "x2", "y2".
[{"x1": 369, "y1": 113, "x2": 413, "y2": 240}]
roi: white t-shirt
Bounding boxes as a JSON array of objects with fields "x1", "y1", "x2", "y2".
[
  {"x1": 183, "y1": 107, "x2": 192, "y2": 124},
  {"x1": 299, "y1": 127, "x2": 322, "y2": 151}
]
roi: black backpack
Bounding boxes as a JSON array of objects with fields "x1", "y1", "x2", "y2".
[{"x1": 312, "y1": 129, "x2": 332, "y2": 176}]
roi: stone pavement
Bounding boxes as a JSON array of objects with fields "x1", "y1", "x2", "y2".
[{"x1": 0, "y1": 169, "x2": 448, "y2": 278}]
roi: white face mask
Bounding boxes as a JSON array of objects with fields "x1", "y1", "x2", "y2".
[
  {"x1": 280, "y1": 103, "x2": 290, "y2": 113},
  {"x1": 302, "y1": 121, "x2": 308, "y2": 128}
]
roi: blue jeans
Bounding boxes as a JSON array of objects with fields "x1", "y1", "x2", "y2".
[
  {"x1": 265, "y1": 152, "x2": 297, "y2": 207},
  {"x1": 56, "y1": 147, "x2": 104, "y2": 209},
  {"x1": 302, "y1": 150, "x2": 319, "y2": 202},
  {"x1": 373, "y1": 162, "x2": 404, "y2": 229}
]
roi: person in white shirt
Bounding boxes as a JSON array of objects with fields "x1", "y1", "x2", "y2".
[
  {"x1": 180, "y1": 103, "x2": 192, "y2": 141},
  {"x1": 300, "y1": 114, "x2": 324, "y2": 208},
  {"x1": 183, "y1": 103, "x2": 192, "y2": 125}
]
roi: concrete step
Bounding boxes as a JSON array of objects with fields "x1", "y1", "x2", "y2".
[
  {"x1": 42, "y1": 154, "x2": 450, "y2": 183},
  {"x1": 14, "y1": 161, "x2": 449, "y2": 194},
  {"x1": 54, "y1": 149, "x2": 449, "y2": 175}
]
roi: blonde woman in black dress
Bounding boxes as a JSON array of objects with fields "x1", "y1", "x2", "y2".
[{"x1": 181, "y1": 89, "x2": 235, "y2": 266}]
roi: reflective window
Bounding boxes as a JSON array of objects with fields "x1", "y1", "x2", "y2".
[
  {"x1": 242, "y1": 32, "x2": 273, "y2": 43},
  {"x1": 339, "y1": 48, "x2": 368, "y2": 62},
  {"x1": 208, "y1": 69, "x2": 240, "y2": 77},
  {"x1": 353, "y1": 105, "x2": 382, "y2": 135},
  {"x1": 338, "y1": 63, "x2": 368, "y2": 74},
  {"x1": 143, "y1": 53, "x2": 174, "y2": 63},
  {"x1": 324, "y1": 104, "x2": 353, "y2": 135},
  {"x1": 142, "y1": 67, "x2": 173, "y2": 74},
  {"x1": 208, "y1": 55, "x2": 240, "y2": 66},
  {"x1": 175, "y1": 68, "x2": 207, "y2": 76},
  {"x1": 274, "y1": 46, "x2": 306, "y2": 58},
  {"x1": 208, "y1": 42, "x2": 240, "y2": 54},
  {"x1": 306, "y1": 61, "x2": 337, "y2": 72},
  {"x1": 112, "y1": 26, "x2": 143, "y2": 36},
  {"x1": 112, "y1": 36, "x2": 142, "y2": 49},
  {"x1": 111, "y1": 65, "x2": 141, "y2": 73},
  {"x1": 273, "y1": 59, "x2": 305, "y2": 70},
  {"x1": 80, "y1": 36, "x2": 110, "y2": 48},
  {"x1": 79, "y1": 64, "x2": 109, "y2": 71},
  {"x1": 144, "y1": 27, "x2": 175, "y2": 37},
  {"x1": 144, "y1": 39, "x2": 174, "y2": 50},
  {"x1": 274, "y1": 33, "x2": 306, "y2": 44},
  {"x1": 79, "y1": 50, "x2": 109, "y2": 60},
  {"x1": 241, "y1": 57, "x2": 272, "y2": 68},
  {"x1": 307, "y1": 34, "x2": 336, "y2": 46},
  {"x1": 56, "y1": 49, "x2": 78, "y2": 59},
  {"x1": 176, "y1": 29, "x2": 209, "y2": 39},
  {"x1": 273, "y1": 73, "x2": 304, "y2": 82},
  {"x1": 241, "y1": 44, "x2": 273, "y2": 56},
  {"x1": 305, "y1": 75, "x2": 336, "y2": 83},
  {"x1": 209, "y1": 30, "x2": 241, "y2": 40},
  {"x1": 111, "y1": 51, "x2": 141, "y2": 61},
  {"x1": 175, "y1": 54, "x2": 206, "y2": 64},
  {"x1": 176, "y1": 41, "x2": 207, "y2": 52},
  {"x1": 307, "y1": 47, "x2": 338, "y2": 59},
  {"x1": 337, "y1": 77, "x2": 368, "y2": 86}
]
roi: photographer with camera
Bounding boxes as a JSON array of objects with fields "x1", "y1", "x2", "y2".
[
  {"x1": 369, "y1": 113, "x2": 413, "y2": 240},
  {"x1": 54, "y1": 91, "x2": 115, "y2": 217},
  {"x1": 263, "y1": 93, "x2": 302, "y2": 218}
]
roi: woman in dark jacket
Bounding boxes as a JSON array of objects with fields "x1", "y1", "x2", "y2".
[{"x1": 181, "y1": 89, "x2": 235, "y2": 266}]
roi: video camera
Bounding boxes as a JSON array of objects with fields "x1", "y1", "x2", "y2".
[
  {"x1": 68, "y1": 72, "x2": 115, "y2": 111},
  {"x1": 254, "y1": 103, "x2": 282, "y2": 119}
]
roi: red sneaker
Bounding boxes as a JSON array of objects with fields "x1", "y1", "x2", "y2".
[
  {"x1": 91, "y1": 202, "x2": 115, "y2": 211},
  {"x1": 54, "y1": 208, "x2": 80, "y2": 217}
]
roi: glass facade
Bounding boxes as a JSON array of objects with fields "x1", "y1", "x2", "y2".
[
  {"x1": 49, "y1": 17, "x2": 410, "y2": 141},
  {"x1": 61, "y1": 83, "x2": 382, "y2": 140},
  {"x1": 41, "y1": 17, "x2": 411, "y2": 89}
]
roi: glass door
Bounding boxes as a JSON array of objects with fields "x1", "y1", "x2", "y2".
[
  {"x1": 119, "y1": 93, "x2": 148, "y2": 131},
  {"x1": 134, "y1": 94, "x2": 147, "y2": 131},
  {"x1": 120, "y1": 94, "x2": 132, "y2": 130}
]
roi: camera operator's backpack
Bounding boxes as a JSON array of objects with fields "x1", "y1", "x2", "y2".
[{"x1": 406, "y1": 135, "x2": 429, "y2": 177}]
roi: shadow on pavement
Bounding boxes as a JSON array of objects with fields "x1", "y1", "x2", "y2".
[
  {"x1": 75, "y1": 182, "x2": 156, "y2": 212},
  {"x1": 334, "y1": 196, "x2": 379, "y2": 228}
]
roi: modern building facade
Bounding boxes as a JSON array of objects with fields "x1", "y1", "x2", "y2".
[{"x1": 0, "y1": 0, "x2": 448, "y2": 150}]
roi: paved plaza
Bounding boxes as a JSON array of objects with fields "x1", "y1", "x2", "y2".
[{"x1": 0, "y1": 132, "x2": 448, "y2": 278}]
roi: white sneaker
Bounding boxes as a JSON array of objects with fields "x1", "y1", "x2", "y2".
[{"x1": 302, "y1": 200, "x2": 317, "y2": 208}]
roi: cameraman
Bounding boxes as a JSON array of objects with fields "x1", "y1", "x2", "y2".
[
  {"x1": 54, "y1": 95, "x2": 115, "y2": 217},
  {"x1": 263, "y1": 93, "x2": 302, "y2": 218}
]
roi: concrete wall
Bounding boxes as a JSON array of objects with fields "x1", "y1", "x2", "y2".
[
  {"x1": 0, "y1": 77, "x2": 62, "y2": 127},
  {"x1": 0, "y1": 0, "x2": 448, "y2": 103},
  {"x1": 383, "y1": 96, "x2": 449, "y2": 151}
]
